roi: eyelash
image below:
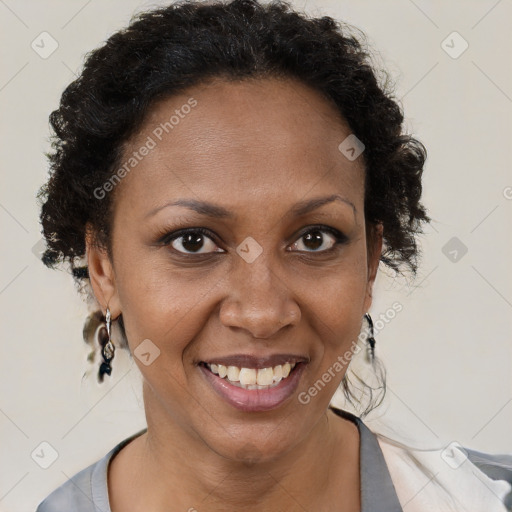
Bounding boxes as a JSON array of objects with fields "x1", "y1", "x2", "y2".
[{"x1": 157, "y1": 225, "x2": 348, "y2": 257}]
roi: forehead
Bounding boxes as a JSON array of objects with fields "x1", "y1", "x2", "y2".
[{"x1": 113, "y1": 77, "x2": 365, "y2": 217}]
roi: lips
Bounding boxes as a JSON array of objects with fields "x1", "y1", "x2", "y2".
[
  {"x1": 196, "y1": 352, "x2": 310, "y2": 411},
  {"x1": 199, "y1": 361, "x2": 307, "y2": 412}
]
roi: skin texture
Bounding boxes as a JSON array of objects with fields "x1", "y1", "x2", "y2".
[{"x1": 86, "y1": 76, "x2": 383, "y2": 511}]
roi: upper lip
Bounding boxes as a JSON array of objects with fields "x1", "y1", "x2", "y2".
[{"x1": 200, "y1": 353, "x2": 310, "y2": 369}]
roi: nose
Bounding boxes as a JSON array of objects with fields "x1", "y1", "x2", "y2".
[{"x1": 219, "y1": 253, "x2": 301, "y2": 339}]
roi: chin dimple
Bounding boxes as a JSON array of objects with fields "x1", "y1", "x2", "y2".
[{"x1": 203, "y1": 362, "x2": 297, "y2": 389}]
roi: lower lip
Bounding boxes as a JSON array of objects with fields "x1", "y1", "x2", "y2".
[{"x1": 199, "y1": 363, "x2": 306, "y2": 412}]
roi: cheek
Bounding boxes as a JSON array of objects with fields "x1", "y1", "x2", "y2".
[
  {"x1": 305, "y1": 253, "x2": 368, "y2": 365},
  {"x1": 113, "y1": 255, "x2": 201, "y2": 363}
]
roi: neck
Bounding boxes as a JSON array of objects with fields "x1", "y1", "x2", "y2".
[{"x1": 116, "y1": 388, "x2": 359, "y2": 511}]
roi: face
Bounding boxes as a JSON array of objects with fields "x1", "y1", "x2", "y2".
[{"x1": 87, "y1": 76, "x2": 382, "y2": 463}]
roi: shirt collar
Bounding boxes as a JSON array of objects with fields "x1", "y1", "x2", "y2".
[{"x1": 329, "y1": 406, "x2": 404, "y2": 512}]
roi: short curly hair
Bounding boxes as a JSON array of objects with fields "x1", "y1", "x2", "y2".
[{"x1": 37, "y1": 0, "x2": 430, "y2": 407}]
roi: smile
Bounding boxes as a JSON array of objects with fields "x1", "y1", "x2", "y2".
[{"x1": 198, "y1": 360, "x2": 307, "y2": 412}]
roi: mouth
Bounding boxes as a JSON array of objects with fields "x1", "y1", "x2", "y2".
[{"x1": 198, "y1": 359, "x2": 307, "y2": 412}]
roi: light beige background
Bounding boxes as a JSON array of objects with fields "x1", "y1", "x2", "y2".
[{"x1": 0, "y1": 0, "x2": 511, "y2": 510}]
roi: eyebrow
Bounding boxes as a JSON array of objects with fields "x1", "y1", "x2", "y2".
[{"x1": 145, "y1": 194, "x2": 356, "y2": 220}]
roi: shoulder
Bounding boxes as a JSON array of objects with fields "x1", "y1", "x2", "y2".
[
  {"x1": 35, "y1": 428, "x2": 147, "y2": 512},
  {"x1": 35, "y1": 457, "x2": 102, "y2": 512},
  {"x1": 376, "y1": 434, "x2": 512, "y2": 512}
]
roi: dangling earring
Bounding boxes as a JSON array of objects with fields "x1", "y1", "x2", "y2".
[
  {"x1": 364, "y1": 313, "x2": 376, "y2": 363},
  {"x1": 98, "y1": 307, "x2": 115, "y2": 382}
]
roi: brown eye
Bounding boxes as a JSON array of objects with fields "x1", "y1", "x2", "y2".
[
  {"x1": 289, "y1": 226, "x2": 347, "y2": 253},
  {"x1": 164, "y1": 228, "x2": 224, "y2": 255}
]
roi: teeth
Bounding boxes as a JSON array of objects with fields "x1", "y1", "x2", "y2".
[
  {"x1": 272, "y1": 365, "x2": 283, "y2": 383},
  {"x1": 227, "y1": 366, "x2": 240, "y2": 382},
  {"x1": 239, "y1": 368, "x2": 257, "y2": 386},
  {"x1": 256, "y1": 367, "x2": 273, "y2": 386},
  {"x1": 205, "y1": 361, "x2": 297, "y2": 389}
]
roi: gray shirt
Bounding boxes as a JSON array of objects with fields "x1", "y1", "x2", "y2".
[{"x1": 35, "y1": 407, "x2": 512, "y2": 511}]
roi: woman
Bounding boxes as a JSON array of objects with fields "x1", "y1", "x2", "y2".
[{"x1": 35, "y1": 0, "x2": 512, "y2": 510}]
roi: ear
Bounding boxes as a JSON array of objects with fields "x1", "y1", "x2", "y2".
[
  {"x1": 363, "y1": 222, "x2": 383, "y2": 313},
  {"x1": 85, "y1": 223, "x2": 121, "y2": 318}
]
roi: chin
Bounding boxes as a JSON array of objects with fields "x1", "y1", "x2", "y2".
[{"x1": 205, "y1": 424, "x2": 299, "y2": 466}]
